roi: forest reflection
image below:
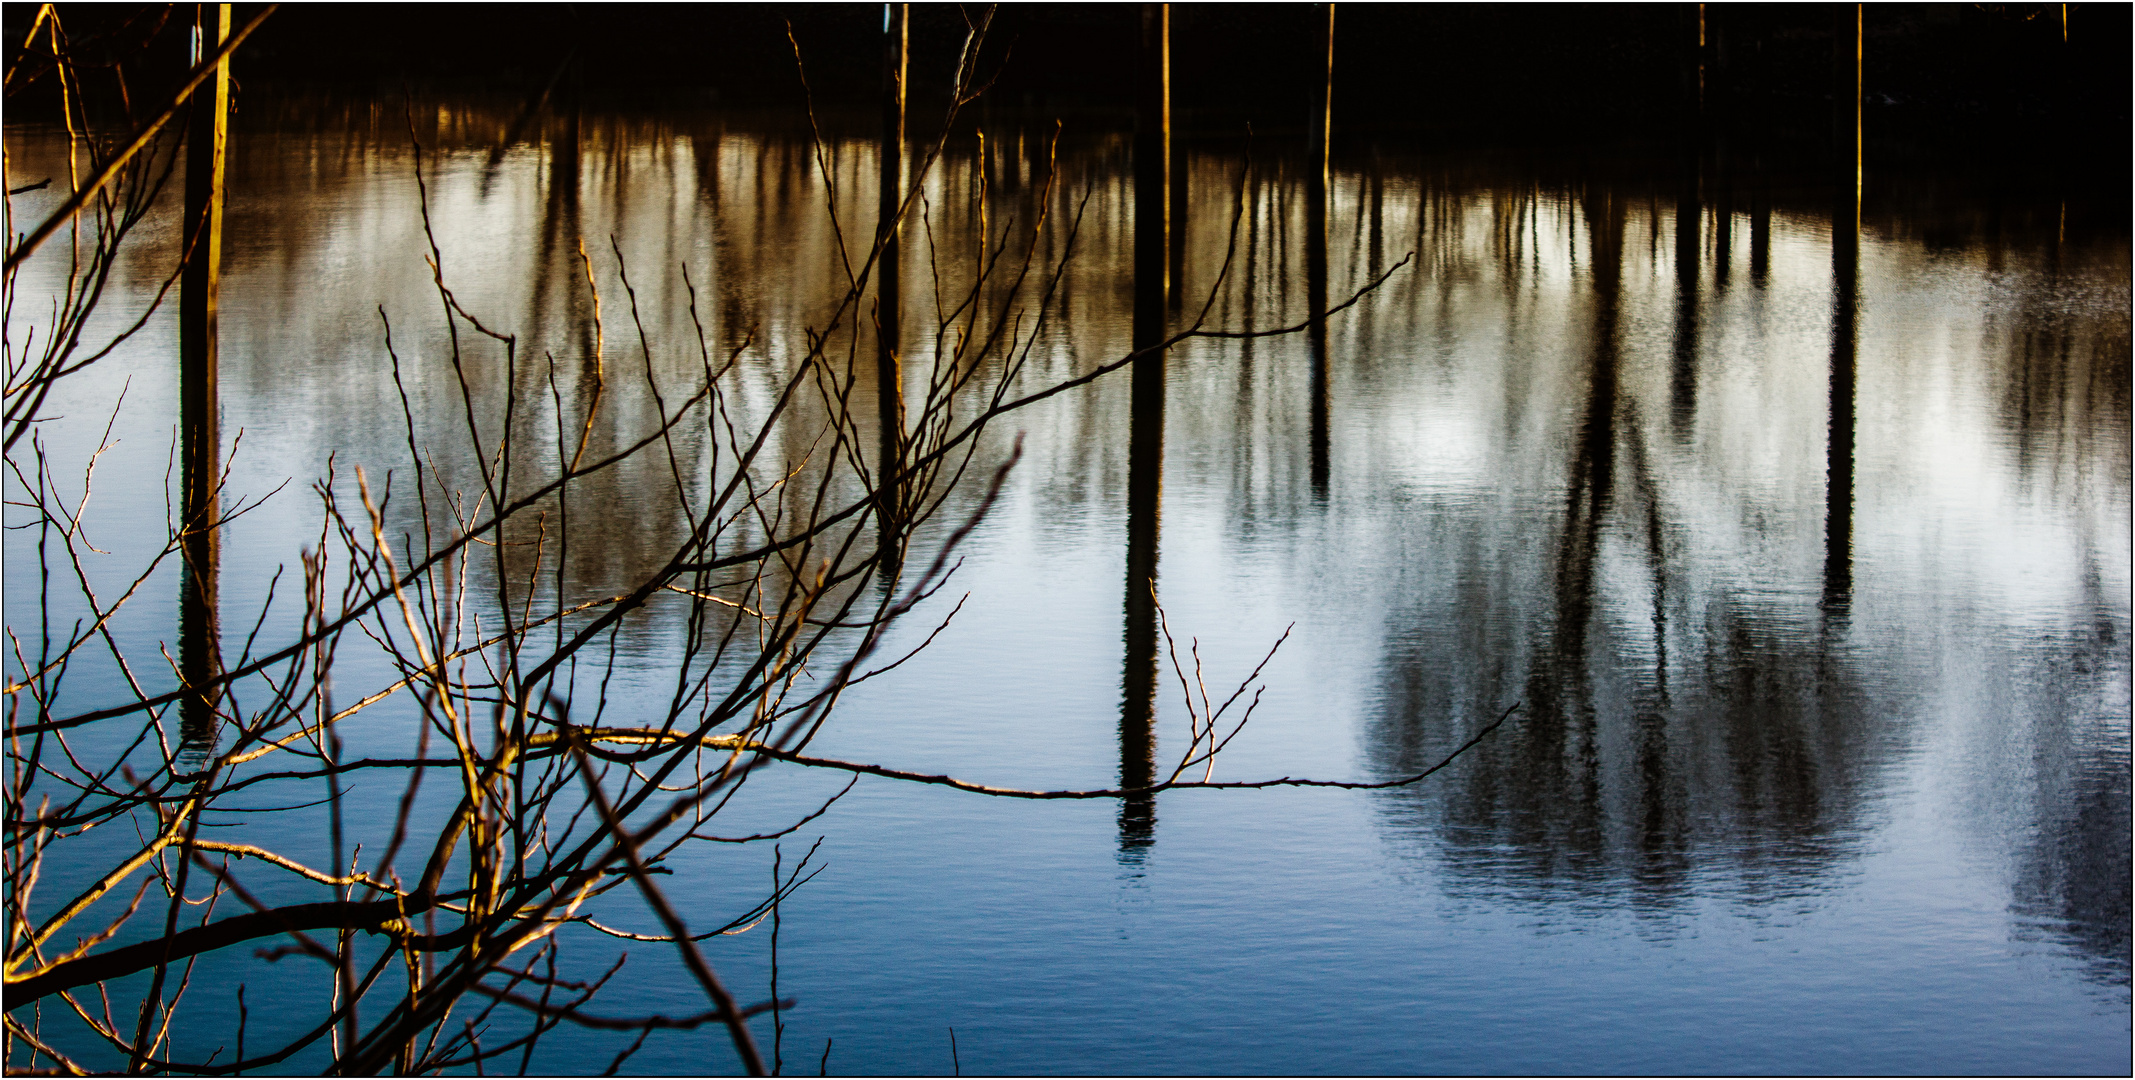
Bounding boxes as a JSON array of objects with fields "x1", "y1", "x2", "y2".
[
  {"x1": 23, "y1": 92, "x2": 2122, "y2": 979},
  {"x1": 1363, "y1": 175, "x2": 1879, "y2": 913},
  {"x1": 1342, "y1": 161, "x2": 2126, "y2": 976}
]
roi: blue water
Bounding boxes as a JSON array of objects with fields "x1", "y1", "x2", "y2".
[{"x1": 4, "y1": 101, "x2": 2127, "y2": 1074}]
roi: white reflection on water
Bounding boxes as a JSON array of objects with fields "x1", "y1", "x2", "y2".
[{"x1": 4, "y1": 97, "x2": 2127, "y2": 1073}]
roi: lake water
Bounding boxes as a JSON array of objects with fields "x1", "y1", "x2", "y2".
[{"x1": 5, "y1": 96, "x2": 2128, "y2": 1074}]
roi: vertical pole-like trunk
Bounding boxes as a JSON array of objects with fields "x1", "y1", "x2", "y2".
[
  {"x1": 1680, "y1": 3, "x2": 1706, "y2": 132},
  {"x1": 1169, "y1": 130, "x2": 1187, "y2": 313},
  {"x1": 1832, "y1": 2, "x2": 1860, "y2": 200},
  {"x1": 980, "y1": 78, "x2": 996, "y2": 197},
  {"x1": 536, "y1": 52, "x2": 587, "y2": 382},
  {"x1": 1825, "y1": 2, "x2": 1860, "y2": 610},
  {"x1": 1168, "y1": 23, "x2": 1187, "y2": 316},
  {"x1": 176, "y1": 3, "x2": 231, "y2": 778},
  {"x1": 1132, "y1": 4, "x2": 1170, "y2": 357},
  {"x1": 1710, "y1": 3, "x2": 1731, "y2": 291},
  {"x1": 1540, "y1": 186, "x2": 1627, "y2": 870},
  {"x1": 1366, "y1": 157, "x2": 1383, "y2": 275},
  {"x1": 1748, "y1": 152, "x2": 1769, "y2": 287},
  {"x1": 1120, "y1": 2, "x2": 1169, "y2": 858},
  {"x1": 1711, "y1": 161, "x2": 1731, "y2": 287},
  {"x1": 1670, "y1": 179, "x2": 1700, "y2": 440},
  {"x1": 877, "y1": 4, "x2": 907, "y2": 552},
  {"x1": 1733, "y1": 7, "x2": 1767, "y2": 286},
  {"x1": 1748, "y1": 182, "x2": 1769, "y2": 285},
  {"x1": 1671, "y1": 6, "x2": 1702, "y2": 442},
  {"x1": 564, "y1": 59, "x2": 594, "y2": 373},
  {"x1": 1305, "y1": 3, "x2": 1333, "y2": 493},
  {"x1": 560, "y1": 54, "x2": 583, "y2": 203}
]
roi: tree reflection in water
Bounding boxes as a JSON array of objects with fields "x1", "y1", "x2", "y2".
[{"x1": 1352, "y1": 162, "x2": 2126, "y2": 955}]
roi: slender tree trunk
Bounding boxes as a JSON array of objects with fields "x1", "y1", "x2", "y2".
[
  {"x1": 1671, "y1": 148, "x2": 1699, "y2": 439},
  {"x1": 1825, "y1": 2, "x2": 1860, "y2": 609},
  {"x1": 176, "y1": 2, "x2": 231, "y2": 777},
  {"x1": 1748, "y1": 177, "x2": 1769, "y2": 285},
  {"x1": 877, "y1": 3, "x2": 907, "y2": 552},
  {"x1": 1739, "y1": 7, "x2": 1769, "y2": 287},
  {"x1": 1680, "y1": 3, "x2": 1706, "y2": 133},
  {"x1": 1667, "y1": 3, "x2": 1706, "y2": 438},
  {"x1": 1305, "y1": 2, "x2": 1333, "y2": 493},
  {"x1": 1708, "y1": 4, "x2": 1730, "y2": 289},
  {"x1": 1832, "y1": 2, "x2": 1860, "y2": 206},
  {"x1": 1121, "y1": 2, "x2": 1169, "y2": 857},
  {"x1": 559, "y1": 55, "x2": 582, "y2": 204},
  {"x1": 1168, "y1": 34, "x2": 1187, "y2": 316}
]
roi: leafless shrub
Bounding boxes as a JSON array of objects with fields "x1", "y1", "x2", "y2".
[{"x1": 3, "y1": 8, "x2": 1460, "y2": 1075}]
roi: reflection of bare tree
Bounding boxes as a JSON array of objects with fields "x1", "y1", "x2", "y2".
[
  {"x1": 2015, "y1": 713, "x2": 2131, "y2": 986},
  {"x1": 1363, "y1": 176, "x2": 1891, "y2": 912},
  {"x1": 8, "y1": 37, "x2": 1469, "y2": 1065},
  {"x1": 1998, "y1": 300, "x2": 2132, "y2": 987},
  {"x1": 1997, "y1": 311, "x2": 2133, "y2": 500},
  {"x1": 1337, "y1": 152, "x2": 2130, "y2": 946}
]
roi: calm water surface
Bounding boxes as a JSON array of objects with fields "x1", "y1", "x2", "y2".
[{"x1": 5, "y1": 98, "x2": 2128, "y2": 1074}]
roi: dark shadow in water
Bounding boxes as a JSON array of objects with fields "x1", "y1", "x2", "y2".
[
  {"x1": 479, "y1": 48, "x2": 577, "y2": 201},
  {"x1": 2015, "y1": 711, "x2": 2133, "y2": 987},
  {"x1": 1306, "y1": 175, "x2": 1330, "y2": 495},
  {"x1": 2013, "y1": 567, "x2": 2132, "y2": 986},
  {"x1": 1997, "y1": 294, "x2": 2133, "y2": 988},
  {"x1": 1824, "y1": 1, "x2": 1859, "y2": 618},
  {"x1": 1304, "y1": 5, "x2": 1334, "y2": 497},
  {"x1": 1363, "y1": 173, "x2": 1886, "y2": 916},
  {"x1": 1119, "y1": 498, "x2": 1159, "y2": 859},
  {"x1": 528, "y1": 69, "x2": 593, "y2": 410},
  {"x1": 1540, "y1": 183, "x2": 1637, "y2": 894},
  {"x1": 1168, "y1": 134, "x2": 1186, "y2": 316},
  {"x1": 175, "y1": 28, "x2": 230, "y2": 778},
  {"x1": 1749, "y1": 157, "x2": 1770, "y2": 287},
  {"x1": 877, "y1": 6, "x2": 908, "y2": 563},
  {"x1": 1824, "y1": 153, "x2": 1857, "y2": 613},
  {"x1": 1623, "y1": 418, "x2": 1691, "y2": 904},
  {"x1": 1119, "y1": 3, "x2": 1168, "y2": 861},
  {"x1": 1408, "y1": 182, "x2": 1631, "y2": 899},
  {"x1": 1671, "y1": 147, "x2": 1700, "y2": 442},
  {"x1": 174, "y1": 500, "x2": 220, "y2": 777},
  {"x1": 1712, "y1": 138, "x2": 1732, "y2": 291}
]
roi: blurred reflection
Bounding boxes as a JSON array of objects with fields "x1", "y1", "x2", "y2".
[
  {"x1": 1120, "y1": 13, "x2": 1169, "y2": 859},
  {"x1": 1672, "y1": 144, "x2": 1700, "y2": 440},
  {"x1": 1825, "y1": 145, "x2": 1858, "y2": 611},
  {"x1": 1995, "y1": 280, "x2": 2132, "y2": 986},
  {"x1": 1749, "y1": 161, "x2": 1770, "y2": 286},
  {"x1": 1305, "y1": 140, "x2": 1330, "y2": 494},
  {"x1": 12, "y1": 94, "x2": 2121, "y2": 966},
  {"x1": 2016, "y1": 710, "x2": 2132, "y2": 985},
  {"x1": 1342, "y1": 161, "x2": 2123, "y2": 922},
  {"x1": 1712, "y1": 146, "x2": 1732, "y2": 291}
]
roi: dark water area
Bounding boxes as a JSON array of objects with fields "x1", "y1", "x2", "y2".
[{"x1": 4, "y1": 78, "x2": 2130, "y2": 1074}]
